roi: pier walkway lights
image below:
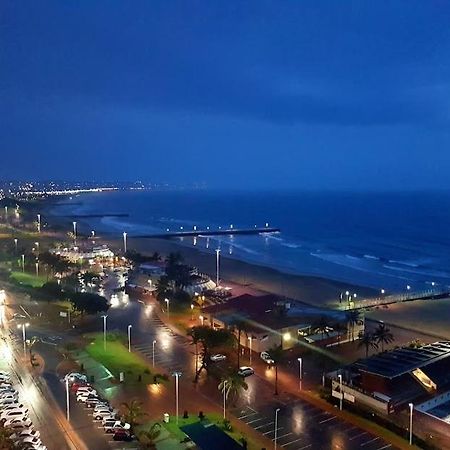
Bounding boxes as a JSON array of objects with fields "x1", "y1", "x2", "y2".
[
  {"x1": 193, "y1": 225, "x2": 197, "y2": 231},
  {"x1": 265, "y1": 222, "x2": 269, "y2": 228},
  {"x1": 230, "y1": 224, "x2": 233, "y2": 229}
]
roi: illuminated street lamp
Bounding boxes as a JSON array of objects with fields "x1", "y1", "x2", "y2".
[
  {"x1": 298, "y1": 357, "x2": 303, "y2": 391},
  {"x1": 199, "y1": 315, "x2": 204, "y2": 326},
  {"x1": 35, "y1": 261, "x2": 39, "y2": 277},
  {"x1": 165, "y1": 298, "x2": 170, "y2": 317},
  {"x1": 101, "y1": 315, "x2": 108, "y2": 351},
  {"x1": 152, "y1": 340, "x2": 156, "y2": 367},
  {"x1": 37, "y1": 214, "x2": 41, "y2": 233},
  {"x1": 34, "y1": 242, "x2": 39, "y2": 255},
  {"x1": 65, "y1": 376, "x2": 70, "y2": 422},
  {"x1": 381, "y1": 289, "x2": 385, "y2": 295},
  {"x1": 274, "y1": 408, "x2": 281, "y2": 450},
  {"x1": 72, "y1": 221, "x2": 77, "y2": 241},
  {"x1": 123, "y1": 232, "x2": 127, "y2": 254},
  {"x1": 21, "y1": 254, "x2": 25, "y2": 273},
  {"x1": 190, "y1": 303, "x2": 194, "y2": 320},
  {"x1": 13, "y1": 238, "x2": 18, "y2": 254},
  {"x1": 215, "y1": 249, "x2": 220, "y2": 287},
  {"x1": 338, "y1": 374, "x2": 343, "y2": 411},
  {"x1": 409, "y1": 403, "x2": 414, "y2": 445},
  {"x1": 127, "y1": 324, "x2": 132, "y2": 352},
  {"x1": 248, "y1": 336, "x2": 253, "y2": 365},
  {"x1": 17, "y1": 322, "x2": 29, "y2": 355},
  {"x1": 172, "y1": 371, "x2": 182, "y2": 424},
  {"x1": 222, "y1": 379, "x2": 227, "y2": 419}
]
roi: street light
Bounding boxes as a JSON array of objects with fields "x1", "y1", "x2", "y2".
[
  {"x1": 215, "y1": 249, "x2": 220, "y2": 287},
  {"x1": 223, "y1": 380, "x2": 227, "y2": 419},
  {"x1": 172, "y1": 371, "x2": 182, "y2": 424},
  {"x1": 21, "y1": 254, "x2": 25, "y2": 273},
  {"x1": 381, "y1": 289, "x2": 385, "y2": 295},
  {"x1": 165, "y1": 298, "x2": 170, "y2": 317},
  {"x1": 34, "y1": 242, "x2": 39, "y2": 255},
  {"x1": 152, "y1": 340, "x2": 156, "y2": 367},
  {"x1": 65, "y1": 377, "x2": 70, "y2": 421},
  {"x1": 274, "y1": 408, "x2": 280, "y2": 450},
  {"x1": 409, "y1": 403, "x2": 414, "y2": 445},
  {"x1": 37, "y1": 214, "x2": 41, "y2": 233},
  {"x1": 72, "y1": 221, "x2": 77, "y2": 241},
  {"x1": 127, "y1": 325, "x2": 132, "y2": 352},
  {"x1": 338, "y1": 374, "x2": 343, "y2": 411},
  {"x1": 17, "y1": 323, "x2": 29, "y2": 355},
  {"x1": 190, "y1": 304, "x2": 194, "y2": 320},
  {"x1": 248, "y1": 336, "x2": 253, "y2": 365},
  {"x1": 13, "y1": 239, "x2": 18, "y2": 254},
  {"x1": 101, "y1": 315, "x2": 108, "y2": 351},
  {"x1": 123, "y1": 232, "x2": 127, "y2": 254},
  {"x1": 199, "y1": 315, "x2": 204, "y2": 326},
  {"x1": 35, "y1": 261, "x2": 39, "y2": 277},
  {"x1": 298, "y1": 357, "x2": 303, "y2": 391}
]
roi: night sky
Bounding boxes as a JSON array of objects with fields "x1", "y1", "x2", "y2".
[{"x1": 1, "y1": 1, "x2": 450, "y2": 189}]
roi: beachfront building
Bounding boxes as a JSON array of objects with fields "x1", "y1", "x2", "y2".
[
  {"x1": 200, "y1": 294, "x2": 363, "y2": 352},
  {"x1": 51, "y1": 244, "x2": 115, "y2": 263}
]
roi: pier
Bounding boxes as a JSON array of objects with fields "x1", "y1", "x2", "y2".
[{"x1": 132, "y1": 226, "x2": 281, "y2": 239}]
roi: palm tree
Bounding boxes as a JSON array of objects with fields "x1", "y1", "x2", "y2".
[
  {"x1": 358, "y1": 332, "x2": 378, "y2": 358},
  {"x1": 332, "y1": 321, "x2": 348, "y2": 345},
  {"x1": 230, "y1": 319, "x2": 249, "y2": 369},
  {"x1": 138, "y1": 423, "x2": 161, "y2": 449},
  {"x1": 373, "y1": 322, "x2": 394, "y2": 352},
  {"x1": 265, "y1": 345, "x2": 284, "y2": 395},
  {"x1": 121, "y1": 400, "x2": 147, "y2": 427},
  {"x1": 345, "y1": 310, "x2": 361, "y2": 342},
  {"x1": 155, "y1": 276, "x2": 171, "y2": 301},
  {"x1": 218, "y1": 373, "x2": 248, "y2": 405},
  {"x1": 314, "y1": 316, "x2": 330, "y2": 341}
]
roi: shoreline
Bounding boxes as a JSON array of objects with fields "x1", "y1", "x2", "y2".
[{"x1": 40, "y1": 199, "x2": 376, "y2": 307}]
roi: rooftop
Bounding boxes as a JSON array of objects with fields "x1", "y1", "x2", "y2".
[{"x1": 353, "y1": 341, "x2": 450, "y2": 379}]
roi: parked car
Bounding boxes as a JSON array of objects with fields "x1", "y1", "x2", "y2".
[
  {"x1": 2, "y1": 403, "x2": 26, "y2": 411},
  {"x1": 210, "y1": 354, "x2": 227, "y2": 362},
  {"x1": 86, "y1": 398, "x2": 108, "y2": 408},
  {"x1": 237, "y1": 366, "x2": 254, "y2": 377},
  {"x1": 103, "y1": 420, "x2": 131, "y2": 433},
  {"x1": 0, "y1": 409, "x2": 29, "y2": 422},
  {"x1": 20, "y1": 436, "x2": 42, "y2": 447},
  {"x1": 3, "y1": 417, "x2": 32, "y2": 429},
  {"x1": 260, "y1": 351, "x2": 275, "y2": 365},
  {"x1": 69, "y1": 382, "x2": 87, "y2": 393},
  {"x1": 93, "y1": 409, "x2": 118, "y2": 421},
  {"x1": 77, "y1": 393, "x2": 98, "y2": 403},
  {"x1": 64, "y1": 373, "x2": 88, "y2": 384},
  {"x1": 10, "y1": 429, "x2": 40, "y2": 440},
  {"x1": 113, "y1": 429, "x2": 134, "y2": 441}
]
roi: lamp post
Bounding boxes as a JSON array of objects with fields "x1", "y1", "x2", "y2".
[
  {"x1": 172, "y1": 371, "x2": 182, "y2": 425},
  {"x1": 21, "y1": 254, "x2": 25, "y2": 273},
  {"x1": 215, "y1": 249, "x2": 220, "y2": 287},
  {"x1": 190, "y1": 303, "x2": 194, "y2": 320},
  {"x1": 37, "y1": 214, "x2": 41, "y2": 233},
  {"x1": 127, "y1": 325, "x2": 132, "y2": 352},
  {"x1": 248, "y1": 336, "x2": 253, "y2": 365},
  {"x1": 13, "y1": 239, "x2": 18, "y2": 254},
  {"x1": 101, "y1": 315, "x2": 108, "y2": 351},
  {"x1": 152, "y1": 340, "x2": 156, "y2": 367},
  {"x1": 409, "y1": 403, "x2": 414, "y2": 445},
  {"x1": 18, "y1": 323, "x2": 29, "y2": 355},
  {"x1": 199, "y1": 315, "x2": 204, "y2": 326},
  {"x1": 72, "y1": 221, "x2": 77, "y2": 241},
  {"x1": 165, "y1": 298, "x2": 170, "y2": 317},
  {"x1": 298, "y1": 357, "x2": 303, "y2": 391},
  {"x1": 223, "y1": 380, "x2": 227, "y2": 419},
  {"x1": 35, "y1": 261, "x2": 39, "y2": 277},
  {"x1": 65, "y1": 377, "x2": 70, "y2": 421},
  {"x1": 35, "y1": 241, "x2": 39, "y2": 255},
  {"x1": 338, "y1": 374, "x2": 343, "y2": 411},
  {"x1": 274, "y1": 408, "x2": 280, "y2": 450},
  {"x1": 123, "y1": 232, "x2": 127, "y2": 254}
]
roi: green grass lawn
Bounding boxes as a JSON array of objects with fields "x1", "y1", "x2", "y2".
[
  {"x1": 10, "y1": 271, "x2": 46, "y2": 287},
  {"x1": 85, "y1": 333, "x2": 156, "y2": 386}
]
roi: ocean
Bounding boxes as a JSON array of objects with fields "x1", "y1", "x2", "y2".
[{"x1": 52, "y1": 190, "x2": 450, "y2": 292}]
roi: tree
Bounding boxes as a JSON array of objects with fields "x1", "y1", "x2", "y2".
[
  {"x1": 373, "y1": 322, "x2": 394, "y2": 352},
  {"x1": 0, "y1": 422, "x2": 14, "y2": 449},
  {"x1": 155, "y1": 276, "x2": 171, "y2": 302},
  {"x1": 81, "y1": 271, "x2": 98, "y2": 292},
  {"x1": 121, "y1": 400, "x2": 148, "y2": 428},
  {"x1": 39, "y1": 252, "x2": 73, "y2": 279},
  {"x1": 230, "y1": 319, "x2": 249, "y2": 369},
  {"x1": 345, "y1": 310, "x2": 361, "y2": 342},
  {"x1": 138, "y1": 423, "x2": 161, "y2": 449},
  {"x1": 265, "y1": 345, "x2": 284, "y2": 395},
  {"x1": 69, "y1": 292, "x2": 109, "y2": 315},
  {"x1": 187, "y1": 326, "x2": 235, "y2": 382},
  {"x1": 218, "y1": 373, "x2": 248, "y2": 405},
  {"x1": 358, "y1": 332, "x2": 378, "y2": 358},
  {"x1": 332, "y1": 321, "x2": 348, "y2": 345},
  {"x1": 313, "y1": 316, "x2": 331, "y2": 341}
]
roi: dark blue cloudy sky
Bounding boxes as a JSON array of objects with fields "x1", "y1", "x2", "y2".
[{"x1": 1, "y1": 1, "x2": 450, "y2": 189}]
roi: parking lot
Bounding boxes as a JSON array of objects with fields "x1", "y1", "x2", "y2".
[{"x1": 231, "y1": 400, "x2": 396, "y2": 450}]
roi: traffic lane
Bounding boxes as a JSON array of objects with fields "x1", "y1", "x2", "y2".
[{"x1": 44, "y1": 372, "x2": 111, "y2": 450}]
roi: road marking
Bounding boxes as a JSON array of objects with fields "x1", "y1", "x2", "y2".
[
  {"x1": 375, "y1": 445, "x2": 391, "y2": 450},
  {"x1": 361, "y1": 436, "x2": 380, "y2": 446},
  {"x1": 350, "y1": 431, "x2": 368, "y2": 440},
  {"x1": 319, "y1": 416, "x2": 337, "y2": 424},
  {"x1": 273, "y1": 432, "x2": 293, "y2": 441},
  {"x1": 297, "y1": 445, "x2": 312, "y2": 450},
  {"x1": 246, "y1": 417, "x2": 267, "y2": 425},
  {"x1": 238, "y1": 411, "x2": 259, "y2": 420},
  {"x1": 263, "y1": 426, "x2": 283, "y2": 435},
  {"x1": 282, "y1": 437, "x2": 304, "y2": 447},
  {"x1": 254, "y1": 421, "x2": 275, "y2": 430}
]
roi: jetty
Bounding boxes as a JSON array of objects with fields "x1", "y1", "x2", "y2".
[{"x1": 132, "y1": 226, "x2": 280, "y2": 239}]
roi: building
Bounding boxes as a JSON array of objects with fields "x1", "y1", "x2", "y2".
[
  {"x1": 201, "y1": 294, "x2": 363, "y2": 352},
  {"x1": 52, "y1": 244, "x2": 115, "y2": 263},
  {"x1": 331, "y1": 341, "x2": 450, "y2": 416}
]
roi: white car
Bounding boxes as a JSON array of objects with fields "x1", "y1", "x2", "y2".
[
  {"x1": 11, "y1": 429, "x2": 40, "y2": 440},
  {"x1": 210, "y1": 354, "x2": 227, "y2": 362},
  {"x1": 2, "y1": 403, "x2": 25, "y2": 411},
  {"x1": 103, "y1": 420, "x2": 130, "y2": 433},
  {"x1": 93, "y1": 409, "x2": 118, "y2": 421},
  {"x1": 75, "y1": 386, "x2": 95, "y2": 395},
  {"x1": 0, "y1": 392, "x2": 18, "y2": 401},
  {"x1": 0, "y1": 409, "x2": 28, "y2": 422},
  {"x1": 20, "y1": 436, "x2": 42, "y2": 446},
  {"x1": 237, "y1": 366, "x2": 255, "y2": 377},
  {"x1": 77, "y1": 393, "x2": 97, "y2": 403},
  {"x1": 93, "y1": 403, "x2": 111, "y2": 411},
  {"x1": 64, "y1": 372, "x2": 88, "y2": 383},
  {"x1": 3, "y1": 417, "x2": 32, "y2": 429},
  {"x1": 260, "y1": 351, "x2": 275, "y2": 365},
  {"x1": 0, "y1": 386, "x2": 16, "y2": 394}
]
